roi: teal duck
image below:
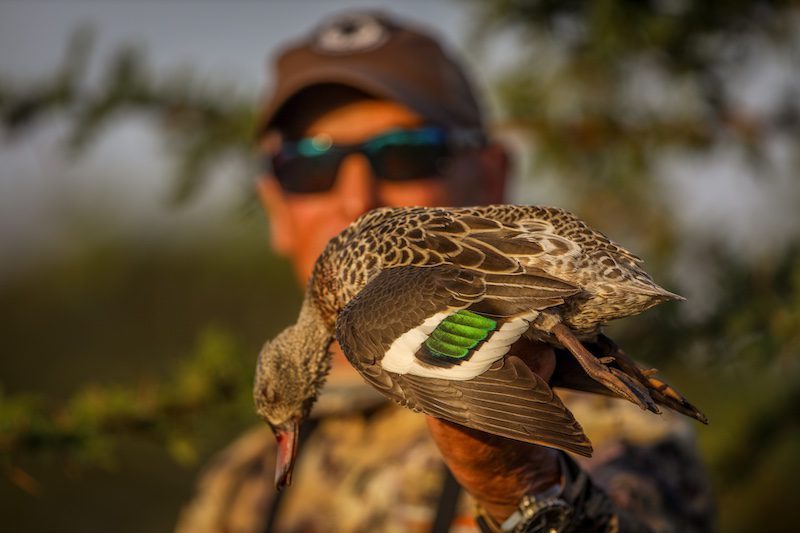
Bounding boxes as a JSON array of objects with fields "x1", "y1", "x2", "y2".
[{"x1": 253, "y1": 205, "x2": 707, "y2": 488}]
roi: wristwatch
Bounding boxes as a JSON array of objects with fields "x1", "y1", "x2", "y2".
[
  {"x1": 499, "y1": 483, "x2": 574, "y2": 532},
  {"x1": 475, "y1": 452, "x2": 615, "y2": 533}
]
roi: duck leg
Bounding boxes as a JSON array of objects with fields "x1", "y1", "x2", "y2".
[
  {"x1": 597, "y1": 334, "x2": 708, "y2": 423},
  {"x1": 551, "y1": 323, "x2": 656, "y2": 412}
]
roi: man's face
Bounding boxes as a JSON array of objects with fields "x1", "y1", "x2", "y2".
[{"x1": 258, "y1": 98, "x2": 506, "y2": 283}]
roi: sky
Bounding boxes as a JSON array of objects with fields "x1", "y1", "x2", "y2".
[{"x1": 0, "y1": 1, "x2": 468, "y2": 83}]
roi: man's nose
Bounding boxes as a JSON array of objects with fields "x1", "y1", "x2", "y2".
[{"x1": 334, "y1": 153, "x2": 381, "y2": 219}]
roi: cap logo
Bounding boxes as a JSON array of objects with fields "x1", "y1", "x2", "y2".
[{"x1": 313, "y1": 13, "x2": 390, "y2": 55}]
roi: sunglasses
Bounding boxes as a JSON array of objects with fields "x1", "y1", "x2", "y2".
[{"x1": 263, "y1": 127, "x2": 484, "y2": 194}]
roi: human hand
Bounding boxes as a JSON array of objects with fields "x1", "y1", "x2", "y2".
[{"x1": 425, "y1": 339, "x2": 563, "y2": 523}]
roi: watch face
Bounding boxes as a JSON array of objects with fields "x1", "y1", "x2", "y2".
[{"x1": 525, "y1": 499, "x2": 573, "y2": 532}]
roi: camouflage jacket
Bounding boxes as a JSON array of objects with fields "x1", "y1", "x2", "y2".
[{"x1": 177, "y1": 371, "x2": 714, "y2": 533}]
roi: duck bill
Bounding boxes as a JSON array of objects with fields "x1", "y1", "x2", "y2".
[{"x1": 273, "y1": 420, "x2": 299, "y2": 490}]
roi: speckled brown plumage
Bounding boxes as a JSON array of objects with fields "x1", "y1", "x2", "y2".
[
  {"x1": 311, "y1": 205, "x2": 680, "y2": 336},
  {"x1": 254, "y1": 205, "x2": 706, "y2": 486}
]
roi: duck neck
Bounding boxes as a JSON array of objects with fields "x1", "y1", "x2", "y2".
[{"x1": 296, "y1": 296, "x2": 335, "y2": 380}]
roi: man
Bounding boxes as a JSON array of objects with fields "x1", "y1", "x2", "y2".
[{"x1": 178, "y1": 11, "x2": 713, "y2": 532}]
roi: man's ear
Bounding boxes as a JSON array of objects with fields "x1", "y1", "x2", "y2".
[
  {"x1": 478, "y1": 142, "x2": 510, "y2": 204},
  {"x1": 255, "y1": 177, "x2": 295, "y2": 256}
]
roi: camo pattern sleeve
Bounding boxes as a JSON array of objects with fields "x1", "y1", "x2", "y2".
[
  {"x1": 176, "y1": 383, "x2": 714, "y2": 533},
  {"x1": 564, "y1": 390, "x2": 716, "y2": 532}
]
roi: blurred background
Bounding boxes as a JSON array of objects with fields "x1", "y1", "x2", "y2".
[{"x1": 1, "y1": 1, "x2": 799, "y2": 531}]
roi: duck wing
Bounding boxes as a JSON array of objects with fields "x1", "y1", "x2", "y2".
[{"x1": 335, "y1": 264, "x2": 593, "y2": 456}]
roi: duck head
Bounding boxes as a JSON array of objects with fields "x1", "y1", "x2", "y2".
[{"x1": 253, "y1": 301, "x2": 333, "y2": 489}]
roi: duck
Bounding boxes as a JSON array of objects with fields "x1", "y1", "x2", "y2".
[{"x1": 253, "y1": 204, "x2": 707, "y2": 489}]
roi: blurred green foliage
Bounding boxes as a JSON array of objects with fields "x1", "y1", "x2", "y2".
[
  {"x1": 1, "y1": 2, "x2": 799, "y2": 532},
  {"x1": 0, "y1": 27, "x2": 259, "y2": 204},
  {"x1": 470, "y1": 2, "x2": 800, "y2": 530},
  {"x1": 0, "y1": 225, "x2": 299, "y2": 530},
  {"x1": 475, "y1": 0, "x2": 800, "y2": 249},
  {"x1": 1, "y1": 327, "x2": 249, "y2": 468}
]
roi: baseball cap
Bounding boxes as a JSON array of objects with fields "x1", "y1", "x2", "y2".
[{"x1": 258, "y1": 10, "x2": 486, "y2": 135}]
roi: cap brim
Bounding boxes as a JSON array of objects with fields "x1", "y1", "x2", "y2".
[{"x1": 257, "y1": 64, "x2": 455, "y2": 136}]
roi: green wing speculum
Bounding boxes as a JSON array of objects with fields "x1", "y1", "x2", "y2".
[{"x1": 423, "y1": 310, "x2": 497, "y2": 360}]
